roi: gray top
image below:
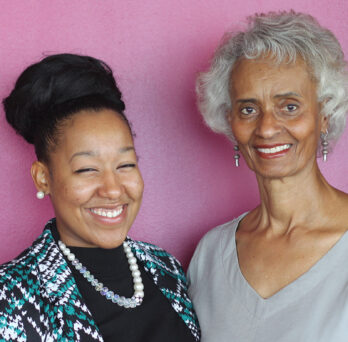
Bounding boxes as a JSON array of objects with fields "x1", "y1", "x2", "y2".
[{"x1": 187, "y1": 213, "x2": 348, "y2": 342}]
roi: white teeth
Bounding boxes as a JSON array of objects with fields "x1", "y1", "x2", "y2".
[
  {"x1": 257, "y1": 144, "x2": 291, "y2": 154},
  {"x1": 90, "y1": 206, "x2": 123, "y2": 218}
]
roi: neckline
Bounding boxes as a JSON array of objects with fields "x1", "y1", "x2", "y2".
[
  {"x1": 226, "y1": 213, "x2": 348, "y2": 316},
  {"x1": 68, "y1": 244, "x2": 128, "y2": 277},
  {"x1": 48, "y1": 221, "x2": 130, "y2": 278}
]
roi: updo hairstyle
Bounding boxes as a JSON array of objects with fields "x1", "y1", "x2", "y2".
[{"x1": 3, "y1": 53, "x2": 131, "y2": 163}]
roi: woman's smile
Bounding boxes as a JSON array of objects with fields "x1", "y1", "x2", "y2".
[
  {"x1": 88, "y1": 204, "x2": 127, "y2": 224},
  {"x1": 89, "y1": 205, "x2": 124, "y2": 218},
  {"x1": 254, "y1": 143, "x2": 292, "y2": 159}
]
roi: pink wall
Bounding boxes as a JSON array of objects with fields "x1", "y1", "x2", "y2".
[{"x1": 0, "y1": 0, "x2": 347, "y2": 269}]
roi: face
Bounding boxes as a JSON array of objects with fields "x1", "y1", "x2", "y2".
[
  {"x1": 228, "y1": 56, "x2": 327, "y2": 179},
  {"x1": 33, "y1": 109, "x2": 144, "y2": 248}
]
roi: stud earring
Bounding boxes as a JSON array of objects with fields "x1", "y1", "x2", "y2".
[
  {"x1": 36, "y1": 191, "x2": 45, "y2": 199},
  {"x1": 321, "y1": 130, "x2": 329, "y2": 162},
  {"x1": 234, "y1": 145, "x2": 240, "y2": 167}
]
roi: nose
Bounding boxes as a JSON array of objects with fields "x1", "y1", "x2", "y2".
[
  {"x1": 255, "y1": 109, "x2": 282, "y2": 139},
  {"x1": 98, "y1": 171, "x2": 123, "y2": 199}
]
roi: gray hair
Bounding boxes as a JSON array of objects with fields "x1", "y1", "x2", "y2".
[{"x1": 197, "y1": 11, "x2": 348, "y2": 143}]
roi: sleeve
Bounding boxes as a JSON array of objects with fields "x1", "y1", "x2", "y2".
[
  {"x1": 187, "y1": 235, "x2": 206, "y2": 297},
  {"x1": 187, "y1": 224, "x2": 224, "y2": 298}
]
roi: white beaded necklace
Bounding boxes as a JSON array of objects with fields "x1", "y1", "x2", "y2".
[{"x1": 58, "y1": 240, "x2": 144, "y2": 309}]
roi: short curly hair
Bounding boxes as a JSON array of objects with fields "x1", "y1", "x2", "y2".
[{"x1": 196, "y1": 10, "x2": 348, "y2": 144}]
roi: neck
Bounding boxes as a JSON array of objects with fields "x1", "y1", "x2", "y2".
[{"x1": 254, "y1": 159, "x2": 335, "y2": 234}]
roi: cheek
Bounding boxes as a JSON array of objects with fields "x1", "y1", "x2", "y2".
[
  {"x1": 231, "y1": 120, "x2": 254, "y2": 145},
  {"x1": 69, "y1": 184, "x2": 94, "y2": 204},
  {"x1": 54, "y1": 178, "x2": 97, "y2": 205},
  {"x1": 290, "y1": 117, "x2": 319, "y2": 146},
  {"x1": 126, "y1": 176, "x2": 144, "y2": 200}
]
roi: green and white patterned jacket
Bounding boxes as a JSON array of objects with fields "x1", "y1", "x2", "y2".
[{"x1": 0, "y1": 219, "x2": 200, "y2": 341}]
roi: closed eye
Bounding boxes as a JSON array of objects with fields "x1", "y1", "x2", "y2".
[
  {"x1": 74, "y1": 168, "x2": 97, "y2": 173},
  {"x1": 118, "y1": 163, "x2": 136, "y2": 169}
]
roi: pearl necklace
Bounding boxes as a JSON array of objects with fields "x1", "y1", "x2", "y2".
[{"x1": 58, "y1": 240, "x2": 144, "y2": 309}]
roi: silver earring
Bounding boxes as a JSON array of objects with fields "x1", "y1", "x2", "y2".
[
  {"x1": 36, "y1": 191, "x2": 45, "y2": 199},
  {"x1": 321, "y1": 130, "x2": 329, "y2": 162},
  {"x1": 234, "y1": 145, "x2": 240, "y2": 167}
]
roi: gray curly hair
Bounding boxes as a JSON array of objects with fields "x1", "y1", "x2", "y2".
[{"x1": 196, "y1": 11, "x2": 348, "y2": 143}]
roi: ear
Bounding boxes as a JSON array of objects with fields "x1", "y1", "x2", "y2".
[
  {"x1": 31, "y1": 161, "x2": 50, "y2": 195},
  {"x1": 320, "y1": 114, "x2": 329, "y2": 134}
]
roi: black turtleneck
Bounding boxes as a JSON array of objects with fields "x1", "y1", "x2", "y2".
[{"x1": 51, "y1": 226, "x2": 194, "y2": 342}]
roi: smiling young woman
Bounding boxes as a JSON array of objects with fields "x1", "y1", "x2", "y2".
[
  {"x1": 32, "y1": 109, "x2": 144, "y2": 249},
  {"x1": 0, "y1": 54, "x2": 200, "y2": 342}
]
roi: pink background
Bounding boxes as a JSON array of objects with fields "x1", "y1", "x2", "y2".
[{"x1": 0, "y1": 0, "x2": 348, "y2": 269}]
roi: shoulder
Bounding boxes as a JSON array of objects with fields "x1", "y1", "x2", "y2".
[
  {"x1": 193, "y1": 213, "x2": 246, "y2": 258},
  {"x1": 0, "y1": 234, "x2": 46, "y2": 340},
  {"x1": 0, "y1": 243, "x2": 39, "y2": 288},
  {"x1": 0, "y1": 228, "x2": 52, "y2": 296},
  {"x1": 0, "y1": 227, "x2": 55, "y2": 308},
  {"x1": 187, "y1": 213, "x2": 247, "y2": 282},
  {"x1": 0, "y1": 227, "x2": 52, "y2": 279}
]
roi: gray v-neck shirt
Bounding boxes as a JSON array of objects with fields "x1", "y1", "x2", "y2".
[{"x1": 187, "y1": 213, "x2": 348, "y2": 342}]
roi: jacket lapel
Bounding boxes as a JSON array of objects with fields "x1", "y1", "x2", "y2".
[
  {"x1": 35, "y1": 227, "x2": 103, "y2": 341},
  {"x1": 128, "y1": 238, "x2": 201, "y2": 341}
]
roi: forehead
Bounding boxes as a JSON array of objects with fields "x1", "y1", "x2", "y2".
[
  {"x1": 230, "y1": 56, "x2": 316, "y2": 97},
  {"x1": 58, "y1": 109, "x2": 134, "y2": 152}
]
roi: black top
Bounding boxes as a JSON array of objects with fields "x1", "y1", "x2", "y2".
[{"x1": 51, "y1": 227, "x2": 194, "y2": 342}]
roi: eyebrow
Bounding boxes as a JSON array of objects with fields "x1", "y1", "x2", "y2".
[
  {"x1": 273, "y1": 92, "x2": 302, "y2": 99},
  {"x1": 119, "y1": 146, "x2": 135, "y2": 153},
  {"x1": 235, "y1": 98, "x2": 258, "y2": 104},
  {"x1": 235, "y1": 92, "x2": 302, "y2": 104},
  {"x1": 69, "y1": 146, "x2": 135, "y2": 162}
]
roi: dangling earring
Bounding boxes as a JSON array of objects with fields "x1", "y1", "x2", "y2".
[
  {"x1": 234, "y1": 145, "x2": 240, "y2": 167},
  {"x1": 321, "y1": 130, "x2": 329, "y2": 162},
  {"x1": 36, "y1": 191, "x2": 45, "y2": 199}
]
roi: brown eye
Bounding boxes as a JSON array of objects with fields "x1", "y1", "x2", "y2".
[
  {"x1": 241, "y1": 106, "x2": 256, "y2": 115},
  {"x1": 284, "y1": 104, "x2": 298, "y2": 112}
]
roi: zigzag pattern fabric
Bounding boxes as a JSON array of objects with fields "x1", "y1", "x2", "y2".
[{"x1": 0, "y1": 219, "x2": 200, "y2": 341}]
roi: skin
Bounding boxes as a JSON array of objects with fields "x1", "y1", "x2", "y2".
[
  {"x1": 31, "y1": 109, "x2": 144, "y2": 249},
  {"x1": 228, "y1": 56, "x2": 348, "y2": 299}
]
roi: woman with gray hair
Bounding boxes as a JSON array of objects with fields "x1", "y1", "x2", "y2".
[{"x1": 187, "y1": 11, "x2": 348, "y2": 342}]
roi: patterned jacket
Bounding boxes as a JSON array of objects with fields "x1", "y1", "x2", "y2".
[{"x1": 0, "y1": 220, "x2": 200, "y2": 341}]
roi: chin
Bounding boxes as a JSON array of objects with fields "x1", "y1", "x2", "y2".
[
  {"x1": 95, "y1": 238, "x2": 126, "y2": 249},
  {"x1": 253, "y1": 166, "x2": 296, "y2": 179},
  {"x1": 89, "y1": 229, "x2": 129, "y2": 249}
]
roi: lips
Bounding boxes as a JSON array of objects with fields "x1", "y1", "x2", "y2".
[{"x1": 254, "y1": 143, "x2": 292, "y2": 158}]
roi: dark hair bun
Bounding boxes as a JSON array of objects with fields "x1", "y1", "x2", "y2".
[{"x1": 3, "y1": 54, "x2": 125, "y2": 145}]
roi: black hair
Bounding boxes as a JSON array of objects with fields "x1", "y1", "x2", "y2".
[{"x1": 3, "y1": 53, "x2": 132, "y2": 162}]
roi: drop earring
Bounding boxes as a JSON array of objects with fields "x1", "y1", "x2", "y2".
[
  {"x1": 36, "y1": 191, "x2": 45, "y2": 199},
  {"x1": 321, "y1": 130, "x2": 329, "y2": 162},
  {"x1": 234, "y1": 145, "x2": 240, "y2": 167}
]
